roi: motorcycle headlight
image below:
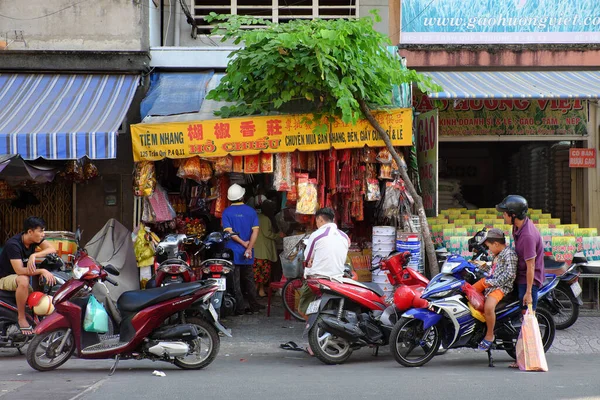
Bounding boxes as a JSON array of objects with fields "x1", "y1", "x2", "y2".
[
  {"x1": 72, "y1": 265, "x2": 89, "y2": 279},
  {"x1": 441, "y1": 262, "x2": 461, "y2": 274},
  {"x1": 426, "y1": 289, "x2": 453, "y2": 298}
]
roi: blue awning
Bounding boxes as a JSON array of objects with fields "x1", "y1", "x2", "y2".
[
  {"x1": 0, "y1": 73, "x2": 139, "y2": 160},
  {"x1": 422, "y1": 71, "x2": 600, "y2": 99},
  {"x1": 140, "y1": 71, "x2": 215, "y2": 119}
]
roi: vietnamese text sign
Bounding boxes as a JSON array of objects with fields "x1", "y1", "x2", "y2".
[
  {"x1": 569, "y1": 148, "x2": 596, "y2": 168},
  {"x1": 401, "y1": 0, "x2": 600, "y2": 44},
  {"x1": 415, "y1": 96, "x2": 587, "y2": 138},
  {"x1": 130, "y1": 109, "x2": 412, "y2": 161},
  {"x1": 417, "y1": 110, "x2": 438, "y2": 217}
]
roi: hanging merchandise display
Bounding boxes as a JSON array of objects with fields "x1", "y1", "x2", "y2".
[
  {"x1": 296, "y1": 176, "x2": 318, "y2": 215},
  {"x1": 176, "y1": 157, "x2": 212, "y2": 182},
  {"x1": 274, "y1": 153, "x2": 293, "y2": 191},
  {"x1": 214, "y1": 155, "x2": 233, "y2": 175},
  {"x1": 133, "y1": 161, "x2": 157, "y2": 197}
]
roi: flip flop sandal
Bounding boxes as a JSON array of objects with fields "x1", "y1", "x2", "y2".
[
  {"x1": 508, "y1": 362, "x2": 519, "y2": 369},
  {"x1": 280, "y1": 341, "x2": 304, "y2": 352},
  {"x1": 477, "y1": 338, "x2": 494, "y2": 351},
  {"x1": 19, "y1": 325, "x2": 34, "y2": 335}
]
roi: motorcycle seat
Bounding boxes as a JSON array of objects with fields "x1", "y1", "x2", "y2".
[
  {"x1": 339, "y1": 278, "x2": 385, "y2": 297},
  {"x1": 0, "y1": 290, "x2": 16, "y2": 305},
  {"x1": 544, "y1": 257, "x2": 567, "y2": 276},
  {"x1": 117, "y1": 282, "x2": 207, "y2": 313},
  {"x1": 495, "y1": 290, "x2": 519, "y2": 311}
]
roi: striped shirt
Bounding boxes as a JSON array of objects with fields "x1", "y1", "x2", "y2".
[{"x1": 304, "y1": 223, "x2": 350, "y2": 280}]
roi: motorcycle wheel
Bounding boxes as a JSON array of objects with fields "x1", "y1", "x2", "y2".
[
  {"x1": 390, "y1": 317, "x2": 440, "y2": 367},
  {"x1": 26, "y1": 328, "x2": 75, "y2": 371},
  {"x1": 174, "y1": 317, "x2": 220, "y2": 370},
  {"x1": 552, "y1": 283, "x2": 580, "y2": 330},
  {"x1": 308, "y1": 316, "x2": 353, "y2": 365},
  {"x1": 505, "y1": 306, "x2": 556, "y2": 359},
  {"x1": 281, "y1": 278, "x2": 305, "y2": 322}
]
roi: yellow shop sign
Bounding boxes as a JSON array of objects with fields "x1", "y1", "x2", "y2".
[{"x1": 130, "y1": 108, "x2": 412, "y2": 161}]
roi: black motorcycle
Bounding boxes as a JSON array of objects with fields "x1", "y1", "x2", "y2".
[{"x1": 195, "y1": 231, "x2": 238, "y2": 318}]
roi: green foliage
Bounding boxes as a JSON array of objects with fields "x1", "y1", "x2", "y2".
[{"x1": 205, "y1": 11, "x2": 441, "y2": 130}]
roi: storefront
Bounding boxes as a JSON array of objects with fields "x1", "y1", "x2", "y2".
[
  {"x1": 413, "y1": 70, "x2": 600, "y2": 307},
  {"x1": 130, "y1": 73, "x2": 416, "y2": 286},
  {"x1": 0, "y1": 73, "x2": 139, "y2": 242}
]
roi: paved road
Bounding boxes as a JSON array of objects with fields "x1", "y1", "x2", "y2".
[{"x1": 1, "y1": 301, "x2": 599, "y2": 400}]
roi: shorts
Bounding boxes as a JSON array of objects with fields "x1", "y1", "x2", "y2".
[
  {"x1": 0, "y1": 274, "x2": 32, "y2": 291},
  {"x1": 518, "y1": 284, "x2": 539, "y2": 310},
  {"x1": 473, "y1": 278, "x2": 505, "y2": 303},
  {"x1": 298, "y1": 281, "x2": 316, "y2": 315}
]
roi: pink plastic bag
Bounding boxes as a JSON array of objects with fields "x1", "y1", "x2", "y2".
[
  {"x1": 462, "y1": 282, "x2": 484, "y2": 312},
  {"x1": 516, "y1": 305, "x2": 549, "y2": 372}
]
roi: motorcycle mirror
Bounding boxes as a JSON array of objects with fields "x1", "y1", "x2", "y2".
[{"x1": 104, "y1": 264, "x2": 120, "y2": 276}]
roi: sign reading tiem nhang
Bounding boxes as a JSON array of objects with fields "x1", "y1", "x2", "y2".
[
  {"x1": 400, "y1": 0, "x2": 600, "y2": 44},
  {"x1": 130, "y1": 108, "x2": 412, "y2": 161},
  {"x1": 569, "y1": 148, "x2": 596, "y2": 168},
  {"x1": 414, "y1": 96, "x2": 588, "y2": 138}
]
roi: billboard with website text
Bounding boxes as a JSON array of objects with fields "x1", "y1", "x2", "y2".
[{"x1": 401, "y1": 0, "x2": 600, "y2": 44}]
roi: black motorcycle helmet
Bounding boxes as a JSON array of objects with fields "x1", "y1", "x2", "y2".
[{"x1": 496, "y1": 195, "x2": 528, "y2": 221}]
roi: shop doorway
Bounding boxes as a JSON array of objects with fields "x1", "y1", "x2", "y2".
[{"x1": 438, "y1": 140, "x2": 576, "y2": 223}]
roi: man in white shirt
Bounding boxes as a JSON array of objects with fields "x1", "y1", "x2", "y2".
[{"x1": 298, "y1": 207, "x2": 350, "y2": 318}]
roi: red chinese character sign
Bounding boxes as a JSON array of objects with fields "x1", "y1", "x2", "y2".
[
  {"x1": 569, "y1": 148, "x2": 596, "y2": 168},
  {"x1": 130, "y1": 108, "x2": 413, "y2": 161},
  {"x1": 417, "y1": 110, "x2": 438, "y2": 217}
]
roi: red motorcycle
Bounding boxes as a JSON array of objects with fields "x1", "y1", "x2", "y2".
[
  {"x1": 27, "y1": 250, "x2": 228, "y2": 373},
  {"x1": 304, "y1": 251, "x2": 429, "y2": 365}
]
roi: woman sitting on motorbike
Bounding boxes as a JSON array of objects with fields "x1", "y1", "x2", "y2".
[{"x1": 472, "y1": 228, "x2": 518, "y2": 351}]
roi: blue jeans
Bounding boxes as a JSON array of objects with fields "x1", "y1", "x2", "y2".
[{"x1": 518, "y1": 284, "x2": 539, "y2": 310}]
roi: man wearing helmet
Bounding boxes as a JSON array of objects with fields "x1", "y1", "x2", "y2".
[
  {"x1": 222, "y1": 184, "x2": 264, "y2": 315},
  {"x1": 0, "y1": 217, "x2": 56, "y2": 335},
  {"x1": 496, "y1": 195, "x2": 544, "y2": 312}
]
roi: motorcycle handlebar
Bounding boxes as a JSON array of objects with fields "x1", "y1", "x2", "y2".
[{"x1": 105, "y1": 277, "x2": 119, "y2": 286}]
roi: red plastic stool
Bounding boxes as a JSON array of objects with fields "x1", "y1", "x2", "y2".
[{"x1": 267, "y1": 276, "x2": 291, "y2": 320}]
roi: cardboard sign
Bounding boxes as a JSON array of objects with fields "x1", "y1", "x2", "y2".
[
  {"x1": 552, "y1": 236, "x2": 577, "y2": 265},
  {"x1": 581, "y1": 237, "x2": 600, "y2": 261},
  {"x1": 569, "y1": 148, "x2": 596, "y2": 168}
]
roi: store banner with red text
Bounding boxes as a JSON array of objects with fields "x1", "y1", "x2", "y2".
[
  {"x1": 130, "y1": 109, "x2": 412, "y2": 161},
  {"x1": 569, "y1": 148, "x2": 597, "y2": 168},
  {"x1": 415, "y1": 96, "x2": 587, "y2": 137},
  {"x1": 417, "y1": 110, "x2": 439, "y2": 217}
]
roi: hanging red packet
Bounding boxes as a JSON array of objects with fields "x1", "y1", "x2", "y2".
[{"x1": 244, "y1": 155, "x2": 260, "y2": 174}]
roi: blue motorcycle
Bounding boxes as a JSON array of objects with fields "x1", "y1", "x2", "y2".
[{"x1": 389, "y1": 232, "x2": 557, "y2": 368}]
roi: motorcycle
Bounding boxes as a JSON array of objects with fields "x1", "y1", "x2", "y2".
[
  {"x1": 0, "y1": 254, "x2": 69, "y2": 352},
  {"x1": 147, "y1": 234, "x2": 199, "y2": 288},
  {"x1": 389, "y1": 230, "x2": 557, "y2": 368},
  {"x1": 304, "y1": 251, "x2": 429, "y2": 365},
  {"x1": 27, "y1": 249, "x2": 228, "y2": 373},
  {"x1": 195, "y1": 231, "x2": 238, "y2": 318},
  {"x1": 542, "y1": 253, "x2": 585, "y2": 330}
]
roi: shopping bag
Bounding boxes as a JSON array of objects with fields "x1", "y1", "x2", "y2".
[
  {"x1": 461, "y1": 282, "x2": 485, "y2": 312},
  {"x1": 83, "y1": 295, "x2": 109, "y2": 333},
  {"x1": 516, "y1": 305, "x2": 548, "y2": 372}
]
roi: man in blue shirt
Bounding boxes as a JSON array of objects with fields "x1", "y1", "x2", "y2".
[{"x1": 222, "y1": 184, "x2": 264, "y2": 315}]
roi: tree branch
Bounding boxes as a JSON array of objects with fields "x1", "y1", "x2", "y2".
[{"x1": 357, "y1": 98, "x2": 439, "y2": 277}]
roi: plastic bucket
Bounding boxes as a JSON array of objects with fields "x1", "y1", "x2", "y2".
[{"x1": 373, "y1": 226, "x2": 396, "y2": 236}]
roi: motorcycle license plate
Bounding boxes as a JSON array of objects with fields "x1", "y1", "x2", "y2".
[
  {"x1": 571, "y1": 281, "x2": 582, "y2": 297},
  {"x1": 306, "y1": 299, "x2": 321, "y2": 315},
  {"x1": 215, "y1": 278, "x2": 226, "y2": 291},
  {"x1": 208, "y1": 303, "x2": 219, "y2": 321}
]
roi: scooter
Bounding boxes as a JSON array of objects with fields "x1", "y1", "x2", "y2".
[
  {"x1": 304, "y1": 251, "x2": 429, "y2": 365},
  {"x1": 195, "y1": 231, "x2": 238, "y2": 318},
  {"x1": 389, "y1": 229, "x2": 557, "y2": 368},
  {"x1": 0, "y1": 254, "x2": 68, "y2": 352},
  {"x1": 542, "y1": 253, "x2": 586, "y2": 330},
  {"x1": 147, "y1": 234, "x2": 198, "y2": 288},
  {"x1": 27, "y1": 249, "x2": 229, "y2": 373}
]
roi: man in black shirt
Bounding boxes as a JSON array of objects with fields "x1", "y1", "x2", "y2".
[{"x1": 0, "y1": 217, "x2": 56, "y2": 334}]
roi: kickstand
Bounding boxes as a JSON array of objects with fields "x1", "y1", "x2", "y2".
[
  {"x1": 487, "y1": 349, "x2": 495, "y2": 368},
  {"x1": 372, "y1": 346, "x2": 379, "y2": 357},
  {"x1": 17, "y1": 347, "x2": 23, "y2": 355},
  {"x1": 109, "y1": 355, "x2": 120, "y2": 376}
]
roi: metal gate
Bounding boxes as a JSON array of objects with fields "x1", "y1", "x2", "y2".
[{"x1": 0, "y1": 183, "x2": 73, "y2": 243}]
